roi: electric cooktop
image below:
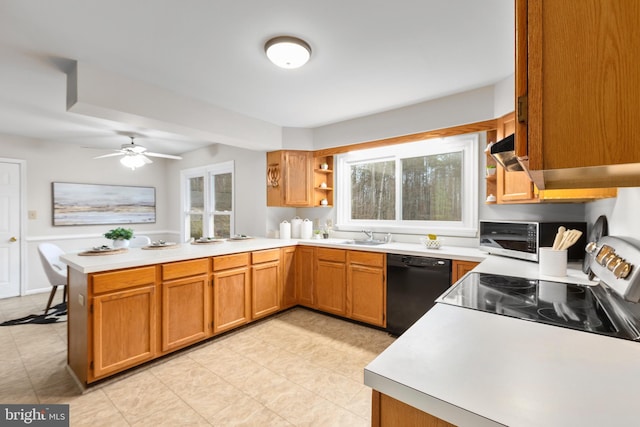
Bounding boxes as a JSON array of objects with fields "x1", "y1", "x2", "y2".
[{"x1": 438, "y1": 272, "x2": 639, "y2": 341}]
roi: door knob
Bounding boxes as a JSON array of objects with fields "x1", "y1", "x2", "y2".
[{"x1": 9, "y1": 237, "x2": 17, "y2": 242}]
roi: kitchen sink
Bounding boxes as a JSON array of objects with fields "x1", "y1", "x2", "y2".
[{"x1": 345, "y1": 239, "x2": 387, "y2": 246}]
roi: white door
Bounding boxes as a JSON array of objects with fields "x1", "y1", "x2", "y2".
[{"x1": 0, "y1": 162, "x2": 21, "y2": 298}]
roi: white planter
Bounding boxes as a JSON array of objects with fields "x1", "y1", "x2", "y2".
[{"x1": 112, "y1": 239, "x2": 130, "y2": 249}]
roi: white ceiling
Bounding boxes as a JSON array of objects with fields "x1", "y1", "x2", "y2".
[{"x1": 0, "y1": 0, "x2": 514, "y2": 155}]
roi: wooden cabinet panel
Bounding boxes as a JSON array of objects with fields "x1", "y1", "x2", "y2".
[
  {"x1": 213, "y1": 252, "x2": 250, "y2": 271},
  {"x1": 91, "y1": 285, "x2": 156, "y2": 380},
  {"x1": 212, "y1": 267, "x2": 250, "y2": 334},
  {"x1": 281, "y1": 246, "x2": 297, "y2": 309},
  {"x1": 316, "y1": 258, "x2": 347, "y2": 316},
  {"x1": 252, "y1": 248, "x2": 280, "y2": 264},
  {"x1": 372, "y1": 391, "x2": 456, "y2": 427},
  {"x1": 348, "y1": 264, "x2": 385, "y2": 327},
  {"x1": 252, "y1": 261, "x2": 280, "y2": 320},
  {"x1": 317, "y1": 247, "x2": 346, "y2": 263},
  {"x1": 92, "y1": 266, "x2": 156, "y2": 294},
  {"x1": 162, "y1": 258, "x2": 208, "y2": 281},
  {"x1": 516, "y1": 0, "x2": 640, "y2": 189},
  {"x1": 266, "y1": 150, "x2": 313, "y2": 207},
  {"x1": 451, "y1": 260, "x2": 479, "y2": 284},
  {"x1": 347, "y1": 251, "x2": 386, "y2": 327},
  {"x1": 296, "y1": 246, "x2": 315, "y2": 307},
  {"x1": 161, "y1": 275, "x2": 209, "y2": 352}
]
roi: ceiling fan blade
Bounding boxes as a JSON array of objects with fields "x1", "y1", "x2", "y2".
[
  {"x1": 145, "y1": 152, "x2": 183, "y2": 160},
  {"x1": 93, "y1": 152, "x2": 124, "y2": 159},
  {"x1": 141, "y1": 155, "x2": 153, "y2": 164}
]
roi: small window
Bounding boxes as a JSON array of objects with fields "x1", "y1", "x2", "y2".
[
  {"x1": 182, "y1": 161, "x2": 234, "y2": 240},
  {"x1": 336, "y1": 134, "x2": 478, "y2": 237}
]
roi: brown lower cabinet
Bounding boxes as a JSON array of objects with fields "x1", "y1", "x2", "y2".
[
  {"x1": 372, "y1": 390, "x2": 457, "y2": 427},
  {"x1": 251, "y1": 249, "x2": 281, "y2": 320},
  {"x1": 315, "y1": 248, "x2": 347, "y2": 316},
  {"x1": 70, "y1": 245, "x2": 473, "y2": 385},
  {"x1": 296, "y1": 246, "x2": 316, "y2": 307},
  {"x1": 348, "y1": 251, "x2": 386, "y2": 327},
  {"x1": 212, "y1": 253, "x2": 251, "y2": 334},
  {"x1": 160, "y1": 258, "x2": 210, "y2": 353},
  {"x1": 89, "y1": 266, "x2": 157, "y2": 382}
]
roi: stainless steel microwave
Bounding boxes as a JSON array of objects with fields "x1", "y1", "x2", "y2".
[{"x1": 479, "y1": 220, "x2": 587, "y2": 262}]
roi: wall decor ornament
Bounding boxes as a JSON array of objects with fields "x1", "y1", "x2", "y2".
[{"x1": 52, "y1": 182, "x2": 156, "y2": 226}]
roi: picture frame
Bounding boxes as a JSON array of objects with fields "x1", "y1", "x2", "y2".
[{"x1": 52, "y1": 182, "x2": 156, "y2": 226}]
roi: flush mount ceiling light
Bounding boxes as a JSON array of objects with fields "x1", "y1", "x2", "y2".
[{"x1": 264, "y1": 36, "x2": 312, "y2": 69}]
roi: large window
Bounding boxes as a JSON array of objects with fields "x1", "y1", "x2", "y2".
[
  {"x1": 182, "y1": 161, "x2": 234, "y2": 240},
  {"x1": 336, "y1": 134, "x2": 478, "y2": 237}
]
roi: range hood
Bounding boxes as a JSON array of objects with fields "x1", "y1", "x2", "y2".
[{"x1": 489, "y1": 134, "x2": 524, "y2": 172}]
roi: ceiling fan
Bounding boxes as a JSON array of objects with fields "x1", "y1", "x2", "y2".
[{"x1": 93, "y1": 137, "x2": 183, "y2": 170}]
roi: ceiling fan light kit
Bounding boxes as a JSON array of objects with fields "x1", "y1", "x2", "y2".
[
  {"x1": 93, "y1": 136, "x2": 182, "y2": 170},
  {"x1": 265, "y1": 36, "x2": 311, "y2": 69}
]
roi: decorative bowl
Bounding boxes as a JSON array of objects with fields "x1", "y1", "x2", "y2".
[{"x1": 420, "y1": 237, "x2": 441, "y2": 249}]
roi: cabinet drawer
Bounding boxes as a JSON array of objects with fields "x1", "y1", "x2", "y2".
[
  {"x1": 162, "y1": 258, "x2": 209, "y2": 281},
  {"x1": 316, "y1": 248, "x2": 346, "y2": 262},
  {"x1": 213, "y1": 253, "x2": 250, "y2": 271},
  {"x1": 349, "y1": 251, "x2": 384, "y2": 267},
  {"x1": 92, "y1": 266, "x2": 157, "y2": 294},
  {"x1": 252, "y1": 249, "x2": 280, "y2": 264}
]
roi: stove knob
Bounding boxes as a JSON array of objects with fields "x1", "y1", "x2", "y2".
[
  {"x1": 601, "y1": 252, "x2": 618, "y2": 268},
  {"x1": 585, "y1": 241, "x2": 598, "y2": 254},
  {"x1": 596, "y1": 245, "x2": 614, "y2": 265},
  {"x1": 606, "y1": 256, "x2": 623, "y2": 272},
  {"x1": 613, "y1": 262, "x2": 633, "y2": 279}
]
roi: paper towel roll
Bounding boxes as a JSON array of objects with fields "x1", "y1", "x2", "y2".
[
  {"x1": 301, "y1": 218, "x2": 313, "y2": 239},
  {"x1": 279, "y1": 221, "x2": 291, "y2": 240},
  {"x1": 291, "y1": 216, "x2": 302, "y2": 238}
]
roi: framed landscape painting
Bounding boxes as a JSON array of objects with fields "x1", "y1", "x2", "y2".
[{"x1": 52, "y1": 182, "x2": 156, "y2": 226}]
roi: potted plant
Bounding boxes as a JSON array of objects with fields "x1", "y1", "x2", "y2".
[
  {"x1": 486, "y1": 165, "x2": 497, "y2": 177},
  {"x1": 104, "y1": 227, "x2": 134, "y2": 248}
]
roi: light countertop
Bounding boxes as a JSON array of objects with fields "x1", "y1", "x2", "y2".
[
  {"x1": 61, "y1": 237, "x2": 488, "y2": 274},
  {"x1": 364, "y1": 256, "x2": 640, "y2": 427}
]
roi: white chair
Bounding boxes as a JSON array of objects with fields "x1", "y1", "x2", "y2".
[
  {"x1": 129, "y1": 235, "x2": 151, "y2": 248},
  {"x1": 37, "y1": 243, "x2": 67, "y2": 314}
]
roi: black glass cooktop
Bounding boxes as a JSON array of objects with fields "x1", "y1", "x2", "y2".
[{"x1": 438, "y1": 272, "x2": 636, "y2": 340}]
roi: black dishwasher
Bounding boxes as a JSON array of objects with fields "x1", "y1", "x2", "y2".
[{"x1": 386, "y1": 254, "x2": 451, "y2": 336}]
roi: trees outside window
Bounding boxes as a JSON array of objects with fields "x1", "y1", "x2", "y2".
[
  {"x1": 337, "y1": 134, "x2": 478, "y2": 237},
  {"x1": 182, "y1": 161, "x2": 234, "y2": 240}
]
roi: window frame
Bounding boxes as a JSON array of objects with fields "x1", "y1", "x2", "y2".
[
  {"x1": 180, "y1": 161, "x2": 235, "y2": 240},
  {"x1": 336, "y1": 134, "x2": 478, "y2": 237}
]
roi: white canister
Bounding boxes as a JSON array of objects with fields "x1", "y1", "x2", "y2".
[
  {"x1": 279, "y1": 220, "x2": 291, "y2": 240},
  {"x1": 291, "y1": 216, "x2": 302, "y2": 238},
  {"x1": 301, "y1": 218, "x2": 313, "y2": 239}
]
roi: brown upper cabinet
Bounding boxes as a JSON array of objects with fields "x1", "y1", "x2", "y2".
[
  {"x1": 489, "y1": 112, "x2": 617, "y2": 204},
  {"x1": 267, "y1": 150, "x2": 313, "y2": 207},
  {"x1": 267, "y1": 150, "x2": 334, "y2": 207},
  {"x1": 515, "y1": 0, "x2": 640, "y2": 190}
]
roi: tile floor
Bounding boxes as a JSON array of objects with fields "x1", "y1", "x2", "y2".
[{"x1": 0, "y1": 292, "x2": 395, "y2": 426}]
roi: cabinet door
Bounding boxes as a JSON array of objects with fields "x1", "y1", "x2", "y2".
[
  {"x1": 296, "y1": 246, "x2": 315, "y2": 307},
  {"x1": 316, "y1": 260, "x2": 347, "y2": 316},
  {"x1": 496, "y1": 112, "x2": 536, "y2": 203},
  {"x1": 348, "y1": 263, "x2": 385, "y2": 327},
  {"x1": 161, "y1": 275, "x2": 210, "y2": 353},
  {"x1": 451, "y1": 260, "x2": 480, "y2": 284},
  {"x1": 212, "y1": 267, "x2": 250, "y2": 334},
  {"x1": 252, "y1": 261, "x2": 280, "y2": 320},
  {"x1": 92, "y1": 285, "x2": 156, "y2": 379},
  {"x1": 519, "y1": 0, "x2": 640, "y2": 174},
  {"x1": 281, "y1": 246, "x2": 297, "y2": 308},
  {"x1": 282, "y1": 151, "x2": 312, "y2": 206}
]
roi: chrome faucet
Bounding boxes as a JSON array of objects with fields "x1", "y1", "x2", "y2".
[{"x1": 362, "y1": 230, "x2": 374, "y2": 240}]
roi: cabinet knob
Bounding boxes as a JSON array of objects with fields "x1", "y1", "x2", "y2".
[{"x1": 9, "y1": 236, "x2": 17, "y2": 242}]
